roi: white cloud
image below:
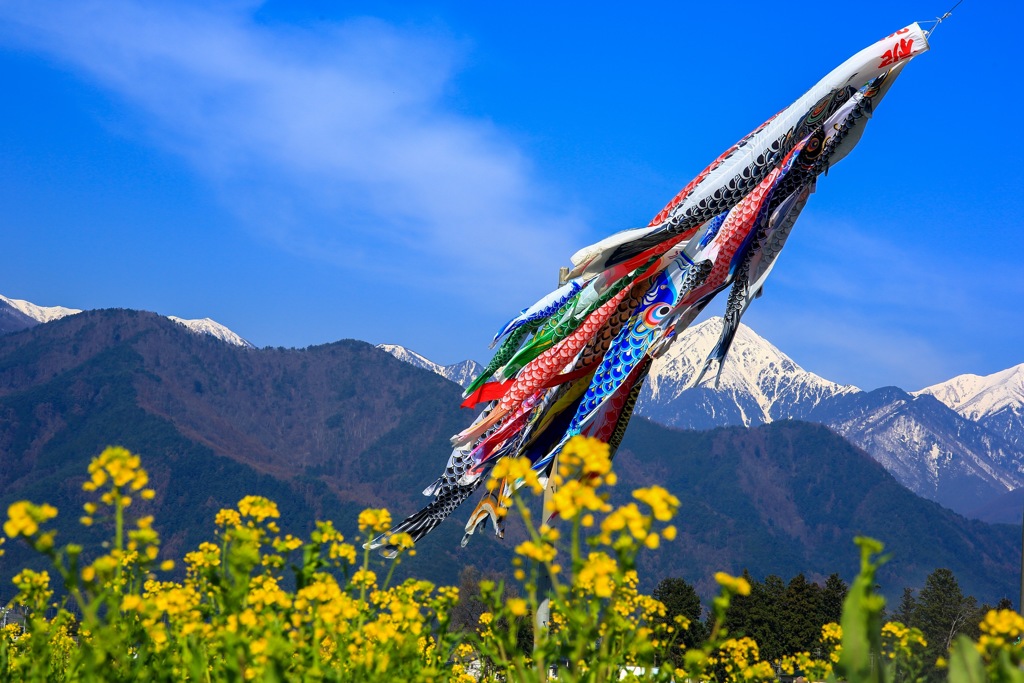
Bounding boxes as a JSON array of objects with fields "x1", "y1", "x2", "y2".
[
  {"x1": 748, "y1": 305, "x2": 962, "y2": 391},
  {"x1": 0, "y1": 1, "x2": 586, "y2": 305},
  {"x1": 742, "y1": 211, "x2": 1024, "y2": 389}
]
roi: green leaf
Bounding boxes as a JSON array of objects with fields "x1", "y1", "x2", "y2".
[
  {"x1": 948, "y1": 634, "x2": 985, "y2": 683},
  {"x1": 837, "y1": 537, "x2": 888, "y2": 683},
  {"x1": 997, "y1": 649, "x2": 1024, "y2": 683}
]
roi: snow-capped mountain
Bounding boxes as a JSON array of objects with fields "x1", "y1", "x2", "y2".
[
  {"x1": 804, "y1": 387, "x2": 1024, "y2": 515},
  {"x1": 0, "y1": 293, "x2": 252, "y2": 348},
  {"x1": 915, "y1": 364, "x2": 1024, "y2": 448},
  {"x1": 638, "y1": 319, "x2": 860, "y2": 429},
  {"x1": 439, "y1": 360, "x2": 485, "y2": 389},
  {"x1": 0, "y1": 294, "x2": 81, "y2": 323},
  {"x1": 385, "y1": 317, "x2": 1024, "y2": 519},
  {"x1": 0, "y1": 299, "x2": 37, "y2": 335},
  {"x1": 376, "y1": 344, "x2": 483, "y2": 389},
  {"x1": 167, "y1": 316, "x2": 254, "y2": 348},
  {"x1": 633, "y1": 319, "x2": 1024, "y2": 517}
]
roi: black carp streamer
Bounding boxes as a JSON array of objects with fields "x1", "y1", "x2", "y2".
[{"x1": 370, "y1": 23, "x2": 931, "y2": 555}]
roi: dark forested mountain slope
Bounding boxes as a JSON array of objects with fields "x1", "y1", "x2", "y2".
[
  {"x1": 614, "y1": 420, "x2": 1019, "y2": 603},
  {"x1": 0, "y1": 299, "x2": 36, "y2": 336},
  {"x1": 0, "y1": 310, "x2": 1017, "y2": 604},
  {"x1": 0, "y1": 309, "x2": 512, "y2": 589}
]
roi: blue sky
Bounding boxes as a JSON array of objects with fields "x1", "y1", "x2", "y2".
[{"x1": 0, "y1": 1, "x2": 1021, "y2": 391}]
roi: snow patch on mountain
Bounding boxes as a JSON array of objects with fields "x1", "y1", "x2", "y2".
[
  {"x1": 821, "y1": 389, "x2": 1024, "y2": 511},
  {"x1": 441, "y1": 360, "x2": 485, "y2": 389},
  {"x1": 0, "y1": 294, "x2": 81, "y2": 323},
  {"x1": 1, "y1": 293, "x2": 255, "y2": 349},
  {"x1": 914, "y1": 365, "x2": 1024, "y2": 447},
  {"x1": 377, "y1": 344, "x2": 482, "y2": 388},
  {"x1": 632, "y1": 319, "x2": 1024, "y2": 516},
  {"x1": 638, "y1": 318, "x2": 860, "y2": 428},
  {"x1": 167, "y1": 317, "x2": 254, "y2": 348},
  {"x1": 915, "y1": 364, "x2": 1024, "y2": 420}
]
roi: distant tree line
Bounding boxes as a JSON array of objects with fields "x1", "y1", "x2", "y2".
[
  {"x1": 450, "y1": 562, "x2": 1014, "y2": 680},
  {"x1": 647, "y1": 567, "x2": 1013, "y2": 680},
  {"x1": 645, "y1": 571, "x2": 847, "y2": 669},
  {"x1": 450, "y1": 566, "x2": 1016, "y2": 679}
]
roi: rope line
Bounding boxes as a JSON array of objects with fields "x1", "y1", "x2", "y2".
[{"x1": 921, "y1": 0, "x2": 964, "y2": 38}]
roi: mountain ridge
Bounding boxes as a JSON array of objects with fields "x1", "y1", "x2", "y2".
[
  {"x1": 915, "y1": 364, "x2": 1024, "y2": 448},
  {"x1": 1, "y1": 293, "x2": 251, "y2": 348},
  {"x1": 0, "y1": 294, "x2": 81, "y2": 323},
  {"x1": 7, "y1": 293, "x2": 1022, "y2": 521},
  {"x1": 640, "y1": 319, "x2": 860, "y2": 428},
  {"x1": 0, "y1": 308, "x2": 1018, "y2": 603},
  {"x1": 377, "y1": 343, "x2": 483, "y2": 388},
  {"x1": 382, "y1": 320, "x2": 1024, "y2": 519}
]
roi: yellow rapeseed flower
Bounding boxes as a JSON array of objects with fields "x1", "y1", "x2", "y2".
[
  {"x1": 546, "y1": 479, "x2": 611, "y2": 520},
  {"x1": 4, "y1": 501, "x2": 58, "y2": 538},
  {"x1": 600, "y1": 502, "x2": 649, "y2": 547},
  {"x1": 633, "y1": 486, "x2": 679, "y2": 521},
  {"x1": 121, "y1": 595, "x2": 144, "y2": 612},
  {"x1": 357, "y1": 508, "x2": 393, "y2": 534},
  {"x1": 84, "y1": 446, "x2": 150, "y2": 495},
  {"x1": 237, "y1": 496, "x2": 280, "y2": 522},
  {"x1": 184, "y1": 542, "x2": 222, "y2": 570},
  {"x1": 981, "y1": 609, "x2": 1024, "y2": 642},
  {"x1": 560, "y1": 436, "x2": 613, "y2": 480},
  {"x1": 489, "y1": 456, "x2": 543, "y2": 495},
  {"x1": 576, "y1": 552, "x2": 618, "y2": 598},
  {"x1": 507, "y1": 598, "x2": 528, "y2": 617},
  {"x1": 215, "y1": 508, "x2": 242, "y2": 527},
  {"x1": 514, "y1": 539, "x2": 557, "y2": 563},
  {"x1": 714, "y1": 572, "x2": 751, "y2": 597},
  {"x1": 329, "y1": 540, "x2": 358, "y2": 564}
]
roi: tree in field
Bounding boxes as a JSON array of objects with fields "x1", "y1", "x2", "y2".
[
  {"x1": 721, "y1": 569, "x2": 757, "y2": 639},
  {"x1": 917, "y1": 568, "x2": 978, "y2": 651},
  {"x1": 819, "y1": 573, "x2": 847, "y2": 626},
  {"x1": 451, "y1": 565, "x2": 491, "y2": 634},
  {"x1": 732, "y1": 574, "x2": 787, "y2": 662},
  {"x1": 894, "y1": 587, "x2": 917, "y2": 627},
  {"x1": 781, "y1": 574, "x2": 823, "y2": 656},
  {"x1": 652, "y1": 577, "x2": 706, "y2": 667},
  {"x1": 724, "y1": 571, "x2": 850, "y2": 661},
  {"x1": 915, "y1": 568, "x2": 978, "y2": 680}
]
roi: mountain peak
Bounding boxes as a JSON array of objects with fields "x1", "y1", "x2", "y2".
[
  {"x1": 0, "y1": 293, "x2": 254, "y2": 349},
  {"x1": 167, "y1": 316, "x2": 254, "y2": 348},
  {"x1": 639, "y1": 318, "x2": 860, "y2": 428},
  {"x1": 377, "y1": 344, "x2": 483, "y2": 389},
  {"x1": 0, "y1": 294, "x2": 81, "y2": 323},
  {"x1": 914, "y1": 363, "x2": 1024, "y2": 448},
  {"x1": 914, "y1": 363, "x2": 1024, "y2": 421},
  {"x1": 634, "y1": 319, "x2": 1024, "y2": 516}
]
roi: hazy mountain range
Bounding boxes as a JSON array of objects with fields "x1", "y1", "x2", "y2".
[{"x1": 0, "y1": 306, "x2": 1019, "y2": 604}]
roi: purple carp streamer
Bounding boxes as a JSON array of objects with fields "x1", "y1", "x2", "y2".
[{"x1": 370, "y1": 23, "x2": 929, "y2": 555}]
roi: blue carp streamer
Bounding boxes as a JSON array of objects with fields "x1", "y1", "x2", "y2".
[{"x1": 369, "y1": 24, "x2": 930, "y2": 555}]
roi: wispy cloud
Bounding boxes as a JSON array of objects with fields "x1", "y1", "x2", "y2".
[
  {"x1": 748, "y1": 305, "x2": 962, "y2": 391},
  {"x1": 0, "y1": 1, "x2": 586, "y2": 306},
  {"x1": 744, "y1": 211, "x2": 1024, "y2": 389}
]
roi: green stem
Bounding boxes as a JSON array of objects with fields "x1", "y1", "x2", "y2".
[{"x1": 114, "y1": 485, "x2": 124, "y2": 588}]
